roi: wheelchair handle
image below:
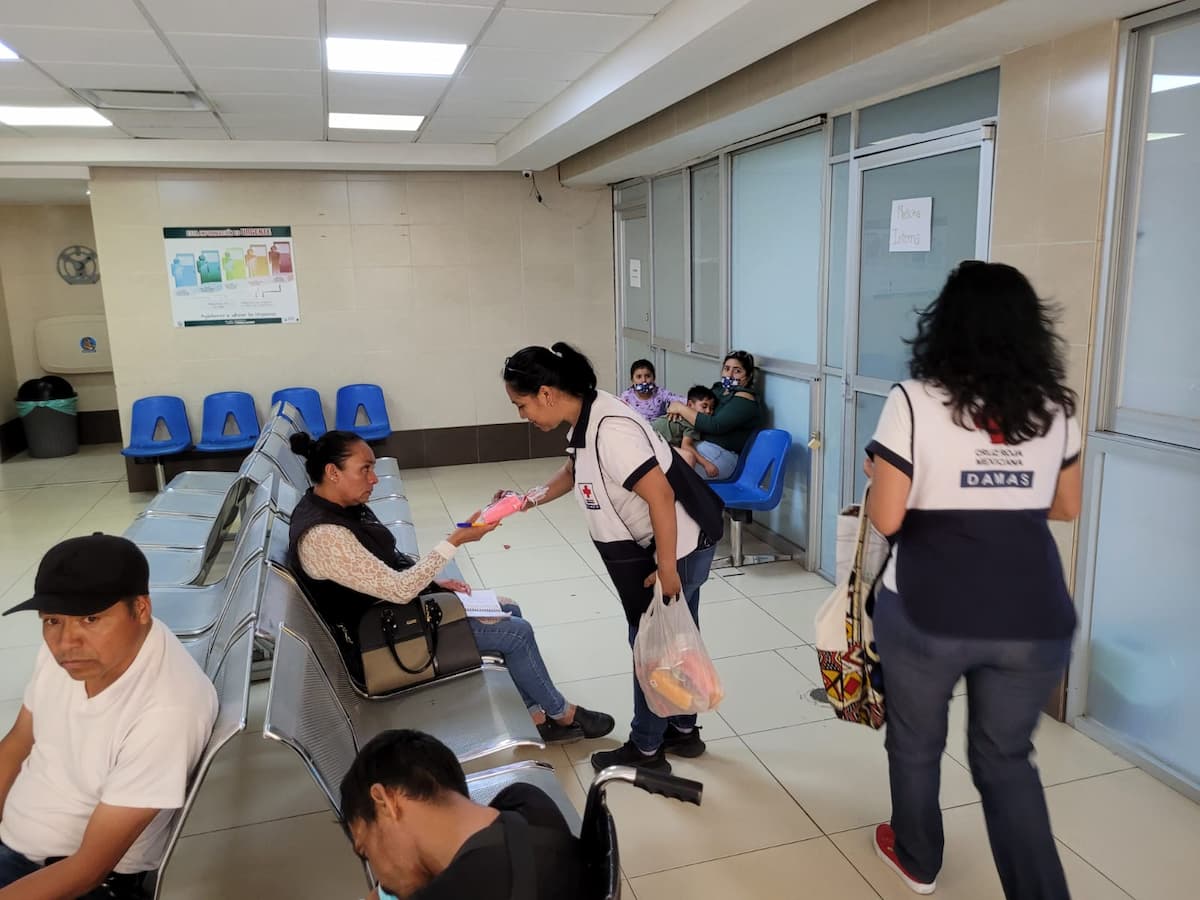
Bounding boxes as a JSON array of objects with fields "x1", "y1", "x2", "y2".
[{"x1": 633, "y1": 769, "x2": 703, "y2": 806}]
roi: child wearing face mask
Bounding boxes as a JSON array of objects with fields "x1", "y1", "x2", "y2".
[{"x1": 619, "y1": 359, "x2": 686, "y2": 422}]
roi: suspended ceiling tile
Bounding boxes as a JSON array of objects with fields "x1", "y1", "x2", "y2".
[
  {"x1": 209, "y1": 92, "x2": 324, "y2": 116},
  {"x1": 505, "y1": 0, "x2": 670, "y2": 11},
  {"x1": 129, "y1": 126, "x2": 230, "y2": 139},
  {"x1": 460, "y1": 46, "x2": 602, "y2": 82},
  {"x1": 327, "y1": 72, "x2": 447, "y2": 115},
  {"x1": 103, "y1": 109, "x2": 222, "y2": 129},
  {"x1": 419, "y1": 130, "x2": 503, "y2": 144},
  {"x1": 188, "y1": 67, "x2": 323, "y2": 95},
  {"x1": 166, "y1": 33, "x2": 321, "y2": 70},
  {"x1": 0, "y1": 60, "x2": 62, "y2": 90},
  {"x1": 0, "y1": 26, "x2": 177, "y2": 65},
  {"x1": 327, "y1": 128, "x2": 418, "y2": 143},
  {"x1": 326, "y1": 0, "x2": 492, "y2": 43},
  {"x1": 425, "y1": 114, "x2": 523, "y2": 135},
  {"x1": 11, "y1": 124, "x2": 130, "y2": 138},
  {"x1": 436, "y1": 97, "x2": 543, "y2": 118},
  {"x1": 141, "y1": 0, "x2": 320, "y2": 39},
  {"x1": 0, "y1": 86, "x2": 80, "y2": 105},
  {"x1": 36, "y1": 62, "x2": 192, "y2": 90},
  {"x1": 0, "y1": 0, "x2": 150, "y2": 30},
  {"x1": 228, "y1": 120, "x2": 324, "y2": 141},
  {"x1": 480, "y1": 8, "x2": 650, "y2": 54},
  {"x1": 445, "y1": 75, "x2": 570, "y2": 104}
]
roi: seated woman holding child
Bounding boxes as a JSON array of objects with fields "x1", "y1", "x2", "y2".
[
  {"x1": 665, "y1": 350, "x2": 763, "y2": 480},
  {"x1": 285, "y1": 430, "x2": 614, "y2": 744}
]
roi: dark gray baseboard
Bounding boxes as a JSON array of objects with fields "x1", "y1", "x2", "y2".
[{"x1": 124, "y1": 421, "x2": 569, "y2": 492}]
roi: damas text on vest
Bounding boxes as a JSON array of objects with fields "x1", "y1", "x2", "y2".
[
  {"x1": 960, "y1": 470, "x2": 1035, "y2": 488},
  {"x1": 578, "y1": 483, "x2": 602, "y2": 510}
]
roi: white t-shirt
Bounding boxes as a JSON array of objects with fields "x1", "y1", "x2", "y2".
[
  {"x1": 0, "y1": 618, "x2": 218, "y2": 873},
  {"x1": 868, "y1": 380, "x2": 1081, "y2": 639}
]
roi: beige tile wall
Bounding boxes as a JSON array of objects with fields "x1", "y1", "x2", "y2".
[
  {"x1": 0, "y1": 276, "x2": 16, "y2": 423},
  {"x1": 0, "y1": 205, "x2": 116, "y2": 413},
  {"x1": 87, "y1": 169, "x2": 615, "y2": 439},
  {"x1": 990, "y1": 21, "x2": 1119, "y2": 579}
]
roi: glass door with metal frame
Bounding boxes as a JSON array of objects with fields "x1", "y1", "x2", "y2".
[
  {"x1": 842, "y1": 129, "x2": 995, "y2": 496},
  {"x1": 617, "y1": 207, "x2": 652, "y2": 385}
]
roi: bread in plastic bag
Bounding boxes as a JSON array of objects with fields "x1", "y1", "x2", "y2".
[{"x1": 633, "y1": 582, "x2": 724, "y2": 717}]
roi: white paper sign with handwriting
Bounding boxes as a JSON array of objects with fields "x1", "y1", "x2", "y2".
[{"x1": 889, "y1": 197, "x2": 932, "y2": 253}]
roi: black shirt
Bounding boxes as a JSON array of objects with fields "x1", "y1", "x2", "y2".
[{"x1": 408, "y1": 784, "x2": 584, "y2": 900}]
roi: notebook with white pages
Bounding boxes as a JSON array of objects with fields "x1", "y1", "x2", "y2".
[{"x1": 454, "y1": 589, "x2": 511, "y2": 619}]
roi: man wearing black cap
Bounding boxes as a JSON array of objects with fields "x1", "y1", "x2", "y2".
[{"x1": 0, "y1": 534, "x2": 217, "y2": 899}]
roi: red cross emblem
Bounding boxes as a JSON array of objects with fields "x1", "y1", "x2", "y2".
[{"x1": 579, "y1": 482, "x2": 601, "y2": 509}]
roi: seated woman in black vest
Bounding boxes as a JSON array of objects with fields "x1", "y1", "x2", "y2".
[{"x1": 286, "y1": 430, "x2": 614, "y2": 744}]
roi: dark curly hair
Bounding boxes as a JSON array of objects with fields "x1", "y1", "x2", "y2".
[{"x1": 908, "y1": 261, "x2": 1076, "y2": 445}]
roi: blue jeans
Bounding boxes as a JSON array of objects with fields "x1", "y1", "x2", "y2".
[
  {"x1": 874, "y1": 589, "x2": 1072, "y2": 898},
  {"x1": 470, "y1": 603, "x2": 568, "y2": 719},
  {"x1": 692, "y1": 441, "x2": 738, "y2": 480},
  {"x1": 0, "y1": 842, "x2": 141, "y2": 897},
  {"x1": 628, "y1": 544, "x2": 716, "y2": 752}
]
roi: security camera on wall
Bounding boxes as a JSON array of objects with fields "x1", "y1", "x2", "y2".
[{"x1": 522, "y1": 170, "x2": 533, "y2": 179}]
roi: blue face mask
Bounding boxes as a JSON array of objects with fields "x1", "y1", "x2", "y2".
[
  {"x1": 721, "y1": 376, "x2": 739, "y2": 390},
  {"x1": 377, "y1": 888, "x2": 398, "y2": 900},
  {"x1": 633, "y1": 382, "x2": 655, "y2": 395}
]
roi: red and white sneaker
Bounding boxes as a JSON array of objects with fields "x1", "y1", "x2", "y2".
[{"x1": 874, "y1": 823, "x2": 937, "y2": 895}]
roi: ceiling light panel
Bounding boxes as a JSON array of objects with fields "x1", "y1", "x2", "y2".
[
  {"x1": 325, "y1": 37, "x2": 466, "y2": 76},
  {"x1": 326, "y1": 0, "x2": 491, "y2": 45},
  {"x1": 327, "y1": 128, "x2": 417, "y2": 144},
  {"x1": 0, "y1": 105, "x2": 112, "y2": 126},
  {"x1": 481, "y1": 9, "x2": 650, "y2": 54},
  {"x1": 0, "y1": 40, "x2": 17, "y2": 60},
  {"x1": 140, "y1": 0, "x2": 319, "y2": 39},
  {"x1": 1150, "y1": 74, "x2": 1200, "y2": 93},
  {"x1": 329, "y1": 112, "x2": 424, "y2": 131}
]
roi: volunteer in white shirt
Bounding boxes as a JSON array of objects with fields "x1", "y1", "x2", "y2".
[
  {"x1": 0, "y1": 534, "x2": 217, "y2": 899},
  {"x1": 863, "y1": 261, "x2": 1082, "y2": 900},
  {"x1": 501, "y1": 342, "x2": 724, "y2": 774}
]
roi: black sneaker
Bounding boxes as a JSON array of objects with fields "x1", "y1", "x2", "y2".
[
  {"x1": 661, "y1": 724, "x2": 706, "y2": 758},
  {"x1": 571, "y1": 706, "x2": 615, "y2": 739},
  {"x1": 537, "y1": 719, "x2": 584, "y2": 744},
  {"x1": 591, "y1": 741, "x2": 671, "y2": 774}
]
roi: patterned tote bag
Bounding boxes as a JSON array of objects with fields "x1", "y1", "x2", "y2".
[{"x1": 814, "y1": 486, "x2": 886, "y2": 729}]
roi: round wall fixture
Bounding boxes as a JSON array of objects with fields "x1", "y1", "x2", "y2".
[{"x1": 57, "y1": 245, "x2": 100, "y2": 285}]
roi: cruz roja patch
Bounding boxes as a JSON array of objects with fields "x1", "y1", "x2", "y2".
[{"x1": 578, "y1": 482, "x2": 602, "y2": 509}]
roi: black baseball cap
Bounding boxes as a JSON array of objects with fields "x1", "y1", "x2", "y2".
[{"x1": 3, "y1": 533, "x2": 150, "y2": 617}]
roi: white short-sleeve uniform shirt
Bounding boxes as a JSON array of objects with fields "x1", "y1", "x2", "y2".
[{"x1": 0, "y1": 618, "x2": 218, "y2": 873}]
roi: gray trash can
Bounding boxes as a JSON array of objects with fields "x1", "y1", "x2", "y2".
[{"x1": 16, "y1": 376, "x2": 79, "y2": 458}]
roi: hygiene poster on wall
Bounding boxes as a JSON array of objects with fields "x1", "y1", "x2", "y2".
[{"x1": 162, "y1": 226, "x2": 300, "y2": 327}]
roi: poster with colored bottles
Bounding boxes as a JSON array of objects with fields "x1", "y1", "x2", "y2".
[{"x1": 162, "y1": 226, "x2": 300, "y2": 327}]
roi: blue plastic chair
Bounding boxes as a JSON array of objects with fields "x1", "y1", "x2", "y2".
[
  {"x1": 195, "y1": 391, "x2": 260, "y2": 453},
  {"x1": 335, "y1": 384, "x2": 391, "y2": 441},
  {"x1": 271, "y1": 387, "x2": 327, "y2": 438},
  {"x1": 122, "y1": 396, "x2": 193, "y2": 489},
  {"x1": 709, "y1": 428, "x2": 793, "y2": 567}
]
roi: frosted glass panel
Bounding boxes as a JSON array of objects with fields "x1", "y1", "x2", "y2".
[
  {"x1": 662, "y1": 350, "x2": 719, "y2": 398},
  {"x1": 1085, "y1": 450, "x2": 1200, "y2": 783},
  {"x1": 621, "y1": 215, "x2": 650, "y2": 332},
  {"x1": 832, "y1": 114, "x2": 851, "y2": 156},
  {"x1": 857, "y1": 68, "x2": 998, "y2": 147},
  {"x1": 616, "y1": 181, "x2": 647, "y2": 207},
  {"x1": 819, "y1": 375, "x2": 845, "y2": 578},
  {"x1": 827, "y1": 162, "x2": 849, "y2": 369},
  {"x1": 757, "y1": 372, "x2": 811, "y2": 549},
  {"x1": 730, "y1": 132, "x2": 823, "y2": 364},
  {"x1": 857, "y1": 148, "x2": 981, "y2": 382},
  {"x1": 853, "y1": 392, "x2": 885, "y2": 498},
  {"x1": 652, "y1": 173, "x2": 686, "y2": 344},
  {"x1": 690, "y1": 162, "x2": 722, "y2": 348},
  {"x1": 1115, "y1": 16, "x2": 1200, "y2": 448}
]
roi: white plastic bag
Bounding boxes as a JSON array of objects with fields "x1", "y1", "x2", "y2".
[{"x1": 633, "y1": 582, "x2": 724, "y2": 717}]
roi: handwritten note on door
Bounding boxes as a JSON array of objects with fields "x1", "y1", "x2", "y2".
[{"x1": 889, "y1": 197, "x2": 932, "y2": 253}]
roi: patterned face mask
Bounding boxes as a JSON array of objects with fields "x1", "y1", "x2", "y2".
[
  {"x1": 633, "y1": 382, "x2": 656, "y2": 394},
  {"x1": 721, "y1": 376, "x2": 739, "y2": 390}
]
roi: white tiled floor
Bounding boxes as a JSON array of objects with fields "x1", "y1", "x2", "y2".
[{"x1": 1, "y1": 447, "x2": 1198, "y2": 898}]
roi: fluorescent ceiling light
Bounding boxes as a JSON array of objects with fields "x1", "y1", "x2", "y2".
[
  {"x1": 326, "y1": 37, "x2": 465, "y2": 76},
  {"x1": 0, "y1": 106, "x2": 112, "y2": 127},
  {"x1": 1151, "y1": 74, "x2": 1200, "y2": 93},
  {"x1": 0, "y1": 41, "x2": 18, "y2": 61},
  {"x1": 329, "y1": 112, "x2": 423, "y2": 131},
  {"x1": 1147, "y1": 132, "x2": 1184, "y2": 141}
]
